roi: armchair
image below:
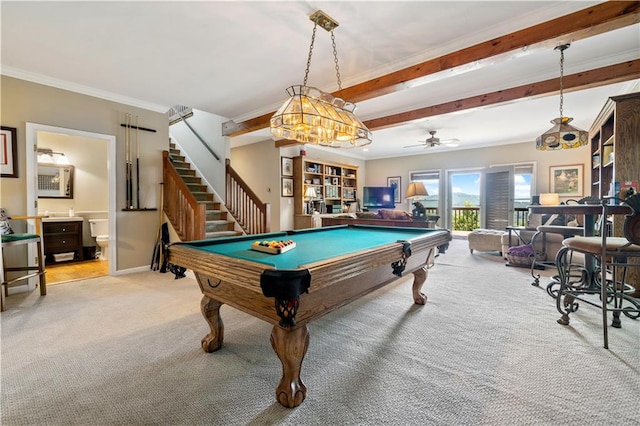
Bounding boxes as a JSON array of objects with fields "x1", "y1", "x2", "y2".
[{"x1": 1, "y1": 211, "x2": 47, "y2": 311}]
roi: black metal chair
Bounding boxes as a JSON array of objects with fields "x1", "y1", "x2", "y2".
[
  {"x1": 529, "y1": 197, "x2": 591, "y2": 286},
  {"x1": 553, "y1": 193, "x2": 640, "y2": 348},
  {"x1": 1, "y1": 213, "x2": 47, "y2": 311}
]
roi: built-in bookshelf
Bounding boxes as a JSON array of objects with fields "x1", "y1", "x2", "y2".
[
  {"x1": 589, "y1": 92, "x2": 640, "y2": 296},
  {"x1": 589, "y1": 92, "x2": 640, "y2": 200},
  {"x1": 292, "y1": 156, "x2": 358, "y2": 215}
]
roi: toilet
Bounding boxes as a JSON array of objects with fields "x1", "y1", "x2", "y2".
[{"x1": 89, "y1": 219, "x2": 109, "y2": 261}]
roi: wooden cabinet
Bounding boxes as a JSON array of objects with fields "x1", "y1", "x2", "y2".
[
  {"x1": 293, "y1": 156, "x2": 358, "y2": 215},
  {"x1": 43, "y1": 220, "x2": 85, "y2": 263},
  {"x1": 589, "y1": 92, "x2": 640, "y2": 199},
  {"x1": 589, "y1": 92, "x2": 640, "y2": 295}
]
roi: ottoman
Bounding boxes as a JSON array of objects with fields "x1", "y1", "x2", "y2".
[{"x1": 468, "y1": 228, "x2": 506, "y2": 255}]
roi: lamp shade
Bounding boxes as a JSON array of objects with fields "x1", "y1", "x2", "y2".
[
  {"x1": 304, "y1": 186, "x2": 317, "y2": 198},
  {"x1": 539, "y1": 193, "x2": 560, "y2": 205},
  {"x1": 406, "y1": 181, "x2": 428, "y2": 199},
  {"x1": 536, "y1": 117, "x2": 588, "y2": 150}
]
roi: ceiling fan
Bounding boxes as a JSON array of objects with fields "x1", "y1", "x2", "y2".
[{"x1": 404, "y1": 130, "x2": 459, "y2": 149}]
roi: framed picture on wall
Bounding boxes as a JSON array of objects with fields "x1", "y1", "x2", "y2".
[
  {"x1": 281, "y1": 157, "x2": 293, "y2": 177},
  {"x1": 281, "y1": 177, "x2": 294, "y2": 197},
  {"x1": 549, "y1": 164, "x2": 583, "y2": 196},
  {"x1": 1, "y1": 126, "x2": 18, "y2": 178},
  {"x1": 387, "y1": 176, "x2": 401, "y2": 203}
]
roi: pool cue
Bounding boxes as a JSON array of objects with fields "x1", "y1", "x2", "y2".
[
  {"x1": 127, "y1": 114, "x2": 133, "y2": 209},
  {"x1": 125, "y1": 113, "x2": 131, "y2": 209},
  {"x1": 151, "y1": 183, "x2": 164, "y2": 270},
  {"x1": 135, "y1": 115, "x2": 140, "y2": 209}
]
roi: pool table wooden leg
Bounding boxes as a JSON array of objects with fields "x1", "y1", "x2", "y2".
[
  {"x1": 412, "y1": 248, "x2": 435, "y2": 305},
  {"x1": 412, "y1": 267, "x2": 427, "y2": 305},
  {"x1": 270, "y1": 324, "x2": 309, "y2": 408},
  {"x1": 200, "y1": 295, "x2": 224, "y2": 353}
]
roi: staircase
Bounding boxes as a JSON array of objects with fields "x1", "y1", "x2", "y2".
[{"x1": 165, "y1": 144, "x2": 241, "y2": 240}]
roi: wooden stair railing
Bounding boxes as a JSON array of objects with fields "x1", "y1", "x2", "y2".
[
  {"x1": 163, "y1": 151, "x2": 206, "y2": 241},
  {"x1": 225, "y1": 159, "x2": 270, "y2": 234}
]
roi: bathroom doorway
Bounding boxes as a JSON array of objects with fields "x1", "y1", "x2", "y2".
[{"x1": 26, "y1": 123, "x2": 116, "y2": 283}]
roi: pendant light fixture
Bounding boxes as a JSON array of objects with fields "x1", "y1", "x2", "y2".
[
  {"x1": 270, "y1": 10, "x2": 372, "y2": 148},
  {"x1": 536, "y1": 44, "x2": 588, "y2": 151}
]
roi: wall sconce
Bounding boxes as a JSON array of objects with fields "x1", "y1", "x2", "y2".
[{"x1": 37, "y1": 148, "x2": 69, "y2": 165}]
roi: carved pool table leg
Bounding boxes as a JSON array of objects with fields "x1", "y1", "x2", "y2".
[
  {"x1": 201, "y1": 295, "x2": 224, "y2": 353},
  {"x1": 412, "y1": 267, "x2": 428, "y2": 305},
  {"x1": 412, "y1": 248, "x2": 435, "y2": 305},
  {"x1": 270, "y1": 324, "x2": 309, "y2": 408}
]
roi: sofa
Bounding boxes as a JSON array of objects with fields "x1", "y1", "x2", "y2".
[
  {"x1": 500, "y1": 229, "x2": 566, "y2": 261},
  {"x1": 321, "y1": 209, "x2": 438, "y2": 229},
  {"x1": 500, "y1": 211, "x2": 584, "y2": 261}
]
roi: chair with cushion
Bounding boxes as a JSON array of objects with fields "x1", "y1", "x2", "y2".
[
  {"x1": 553, "y1": 193, "x2": 640, "y2": 348},
  {"x1": 529, "y1": 198, "x2": 588, "y2": 286},
  {"x1": 1, "y1": 210, "x2": 47, "y2": 311}
]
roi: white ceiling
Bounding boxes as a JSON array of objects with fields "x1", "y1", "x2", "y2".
[{"x1": 2, "y1": 1, "x2": 638, "y2": 160}]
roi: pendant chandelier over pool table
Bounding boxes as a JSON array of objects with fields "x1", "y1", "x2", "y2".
[{"x1": 270, "y1": 10, "x2": 373, "y2": 148}]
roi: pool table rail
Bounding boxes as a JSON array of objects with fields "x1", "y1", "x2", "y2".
[{"x1": 166, "y1": 226, "x2": 452, "y2": 408}]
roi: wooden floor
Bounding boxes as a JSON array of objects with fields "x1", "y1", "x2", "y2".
[{"x1": 46, "y1": 259, "x2": 109, "y2": 285}]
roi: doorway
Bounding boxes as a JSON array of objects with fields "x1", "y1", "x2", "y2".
[
  {"x1": 26, "y1": 123, "x2": 117, "y2": 282},
  {"x1": 446, "y1": 170, "x2": 481, "y2": 230}
]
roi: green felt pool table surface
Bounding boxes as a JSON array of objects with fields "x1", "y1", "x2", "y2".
[
  {"x1": 167, "y1": 224, "x2": 451, "y2": 408},
  {"x1": 178, "y1": 225, "x2": 443, "y2": 270}
]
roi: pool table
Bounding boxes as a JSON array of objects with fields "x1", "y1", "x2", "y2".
[{"x1": 167, "y1": 225, "x2": 451, "y2": 407}]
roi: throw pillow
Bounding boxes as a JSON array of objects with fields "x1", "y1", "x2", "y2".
[
  {"x1": 377, "y1": 209, "x2": 412, "y2": 221},
  {"x1": 0, "y1": 208, "x2": 14, "y2": 235},
  {"x1": 355, "y1": 212, "x2": 379, "y2": 219}
]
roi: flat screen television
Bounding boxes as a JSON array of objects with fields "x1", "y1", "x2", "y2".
[{"x1": 362, "y1": 186, "x2": 396, "y2": 209}]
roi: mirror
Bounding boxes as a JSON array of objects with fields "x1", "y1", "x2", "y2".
[{"x1": 37, "y1": 163, "x2": 74, "y2": 199}]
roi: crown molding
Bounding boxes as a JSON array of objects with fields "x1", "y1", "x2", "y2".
[{"x1": 1, "y1": 66, "x2": 169, "y2": 114}]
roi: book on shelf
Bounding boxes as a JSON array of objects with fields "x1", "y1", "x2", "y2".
[{"x1": 619, "y1": 180, "x2": 638, "y2": 200}]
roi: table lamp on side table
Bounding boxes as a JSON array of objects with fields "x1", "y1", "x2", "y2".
[{"x1": 406, "y1": 181, "x2": 429, "y2": 221}]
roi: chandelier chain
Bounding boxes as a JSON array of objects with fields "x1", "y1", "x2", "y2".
[
  {"x1": 303, "y1": 22, "x2": 318, "y2": 87},
  {"x1": 559, "y1": 47, "x2": 565, "y2": 119},
  {"x1": 331, "y1": 30, "x2": 343, "y2": 91}
]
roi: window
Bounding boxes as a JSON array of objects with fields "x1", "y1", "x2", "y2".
[
  {"x1": 410, "y1": 170, "x2": 440, "y2": 214},
  {"x1": 514, "y1": 163, "x2": 534, "y2": 226}
]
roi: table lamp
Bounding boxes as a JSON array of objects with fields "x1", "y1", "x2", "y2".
[
  {"x1": 540, "y1": 193, "x2": 560, "y2": 205},
  {"x1": 305, "y1": 186, "x2": 317, "y2": 214},
  {"x1": 406, "y1": 181, "x2": 428, "y2": 220}
]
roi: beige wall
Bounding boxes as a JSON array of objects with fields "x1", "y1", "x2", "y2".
[
  {"x1": 230, "y1": 142, "x2": 366, "y2": 231},
  {"x1": 0, "y1": 76, "x2": 168, "y2": 272},
  {"x1": 365, "y1": 141, "x2": 591, "y2": 205},
  {"x1": 37, "y1": 132, "x2": 109, "y2": 214}
]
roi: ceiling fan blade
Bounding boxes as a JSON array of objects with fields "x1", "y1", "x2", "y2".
[
  {"x1": 440, "y1": 138, "x2": 460, "y2": 144},
  {"x1": 403, "y1": 143, "x2": 427, "y2": 148}
]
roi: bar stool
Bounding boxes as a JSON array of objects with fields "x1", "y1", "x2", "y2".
[
  {"x1": 1, "y1": 214, "x2": 47, "y2": 311},
  {"x1": 554, "y1": 194, "x2": 640, "y2": 348}
]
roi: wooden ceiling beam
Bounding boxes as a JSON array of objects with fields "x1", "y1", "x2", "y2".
[
  {"x1": 223, "y1": 1, "x2": 639, "y2": 137},
  {"x1": 364, "y1": 60, "x2": 640, "y2": 131}
]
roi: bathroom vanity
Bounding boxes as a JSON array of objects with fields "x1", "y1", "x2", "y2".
[{"x1": 42, "y1": 217, "x2": 84, "y2": 264}]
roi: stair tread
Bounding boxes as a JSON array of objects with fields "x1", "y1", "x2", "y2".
[{"x1": 169, "y1": 144, "x2": 244, "y2": 239}]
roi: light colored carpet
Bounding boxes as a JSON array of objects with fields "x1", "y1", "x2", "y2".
[{"x1": 1, "y1": 239, "x2": 639, "y2": 425}]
